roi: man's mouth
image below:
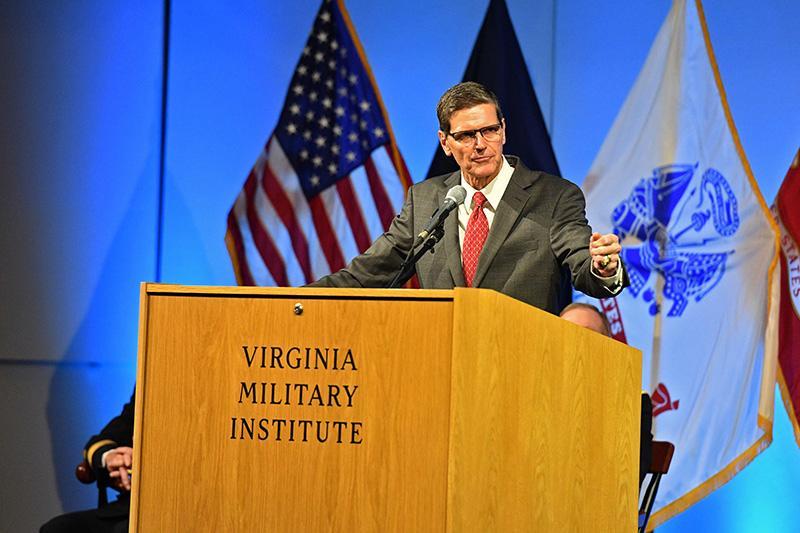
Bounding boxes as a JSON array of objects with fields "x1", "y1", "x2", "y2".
[{"x1": 472, "y1": 156, "x2": 491, "y2": 163}]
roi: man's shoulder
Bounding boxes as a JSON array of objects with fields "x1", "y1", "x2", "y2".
[{"x1": 533, "y1": 172, "x2": 581, "y2": 193}]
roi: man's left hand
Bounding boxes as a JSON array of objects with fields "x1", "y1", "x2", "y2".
[
  {"x1": 590, "y1": 232, "x2": 621, "y2": 277},
  {"x1": 106, "y1": 446, "x2": 133, "y2": 492}
]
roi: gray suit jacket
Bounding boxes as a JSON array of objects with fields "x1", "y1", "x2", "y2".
[{"x1": 311, "y1": 156, "x2": 624, "y2": 314}]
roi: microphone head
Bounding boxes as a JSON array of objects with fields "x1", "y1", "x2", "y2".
[{"x1": 445, "y1": 185, "x2": 467, "y2": 206}]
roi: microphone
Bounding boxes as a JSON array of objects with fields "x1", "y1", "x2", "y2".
[
  {"x1": 387, "y1": 185, "x2": 467, "y2": 288},
  {"x1": 416, "y1": 185, "x2": 467, "y2": 243}
]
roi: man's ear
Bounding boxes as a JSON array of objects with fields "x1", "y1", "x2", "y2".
[
  {"x1": 501, "y1": 118, "x2": 507, "y2": 146},
  {"x1": 438, "y1": 130, "x2": 452, "y2": 157}
]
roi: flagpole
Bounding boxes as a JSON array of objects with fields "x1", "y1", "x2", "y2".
[{"x1": 650, "y1": 264, "x2": 665, "y2": 434}]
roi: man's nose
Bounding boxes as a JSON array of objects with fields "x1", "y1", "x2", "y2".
[{"x1": 474, "y1": 132, "x2": 487, "y2": 150}]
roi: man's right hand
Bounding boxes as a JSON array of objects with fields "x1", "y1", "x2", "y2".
[{"x1": 105, "y1": 446, "x2": 133, "y2": 492}]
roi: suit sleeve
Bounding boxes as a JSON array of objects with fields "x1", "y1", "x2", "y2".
[
  {"x1": 84, "y1": 389, "x2": 135, "y2": 478},
  {"x1": 308, "y1": 186, "x2": 416, "y2": 288},
  {"x1": 549, "y1": 182, "x2": 627, "y2": 298}
]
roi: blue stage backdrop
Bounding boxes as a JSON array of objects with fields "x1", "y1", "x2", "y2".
[{"x1": 0, "y1": 1, "x2": 797, "y2": 531}]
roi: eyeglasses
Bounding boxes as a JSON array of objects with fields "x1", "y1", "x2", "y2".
[{"x1": 447, "y1": 123, "x2": 503, "y2": 145}]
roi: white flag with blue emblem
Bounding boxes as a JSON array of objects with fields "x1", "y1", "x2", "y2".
[{"x1": 580, "y1": 0, "x2": 780, "y2": 527}]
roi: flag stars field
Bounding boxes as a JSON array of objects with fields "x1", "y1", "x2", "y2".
[{"x1": 227, "y1": 0, "x2": 410, "y2": 286}]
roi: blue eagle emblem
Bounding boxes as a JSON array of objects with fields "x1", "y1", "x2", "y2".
[{"x1": 611, "y1": 164, "x2": 739, "y2": 317}]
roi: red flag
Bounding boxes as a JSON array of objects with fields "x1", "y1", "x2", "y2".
[
  {"x1": 773, "y1": 148, "x2": 800, "y2": 447},
  {"x1": 226, "y1": 0, "x2": 411, "y2": 286}
]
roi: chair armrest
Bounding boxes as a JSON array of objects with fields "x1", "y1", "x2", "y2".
[{"x1": 75, "y1": 458, "x2": 96, "y2": 484}]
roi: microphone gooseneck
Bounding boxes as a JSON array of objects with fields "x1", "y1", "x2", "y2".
[
  {"x1": 386, "y1": 185, "x2": 467, "y2": 289},
  {"x1": 416, "y1": 185, "x2": 467, "y2": 244}
]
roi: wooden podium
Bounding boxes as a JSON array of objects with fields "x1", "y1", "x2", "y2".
[{"x1": 130, "y1": 284, "x2": 641, "y2": 531}]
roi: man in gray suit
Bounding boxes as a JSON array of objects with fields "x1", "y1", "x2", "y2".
[{"x1": 312, "y1": 82, "x2": 624, "y2": 312}]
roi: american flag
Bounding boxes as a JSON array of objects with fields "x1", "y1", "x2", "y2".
[{"x1": 226, "y1": 0, "x2": 411, "y2": 286}]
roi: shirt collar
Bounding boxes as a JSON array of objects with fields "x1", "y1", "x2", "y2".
[{"x1": 460, "y1": 156, "x2": 514, "y2": 212}]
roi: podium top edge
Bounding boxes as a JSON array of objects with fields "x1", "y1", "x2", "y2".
[{"x1": 142, "y1": 283, "x2": 456, "y2": 301}]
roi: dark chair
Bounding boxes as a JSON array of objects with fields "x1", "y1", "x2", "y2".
[
  {"x1": 638, "y1": 440, "x2": 675, "y2": 532},
  {"x1": 75, "y1": 458, "x2": 109, "y2": 507}
]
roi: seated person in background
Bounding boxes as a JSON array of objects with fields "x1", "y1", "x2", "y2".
[
  {"x1": 40, "y1": 390, "x2": 134, "y2": 533},
  {"x1": 559, "y1": 302, "x2": 612, "y2": 335},
  {"x1": 559, "y1": 303, "x2": 653, "y2": 486}
]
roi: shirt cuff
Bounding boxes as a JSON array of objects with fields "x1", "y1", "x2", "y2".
[
  {"x1": 85, "y1": 439, "x2": 117, "y2": 474},
  {"x1": 591, "y1": 261, "x2": 624, "y2": 295},
  {"x1": 101, "y1": 449, "x2": 112, "y2": 468}
]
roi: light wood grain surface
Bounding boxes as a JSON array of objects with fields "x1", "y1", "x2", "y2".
[
  {"x1": 131, "y1": 285, "x2": 640, "y2": 532},
  {"x1": 133, "y1": 286, "x2": 453, "y2": 532},
  {"x1": 447, "y1": 288, "x2": 640, "y2": 532}
]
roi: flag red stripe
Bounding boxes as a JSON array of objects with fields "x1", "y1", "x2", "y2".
[
  {"x1": 226, "y1": 211, "x2": 256, "y2": 286},
  {"x1": 308, "y1": 195, "x2": 346, "y2": 272},
  {"x1": 600, "y1": 297, "x2": 629, "y2": 344},
  {"x1": 778, "y1": 165, "x2": 800, "y2": 241},
  {"x1": 779, "y1": 253, "x2": 800, "y2": 411},
  {"x1": 388, "y1": 144, "x2": 413, "y2": 190},
  {"x1": 261, "y1": 160, "x2": 314, "y2": 283},
  {"x1": 336, "y1": 177, "x2": 372, "y2": 252},
  {"x1": 776, "y1": 154, "x2": 800, "y2": 439},
  {"x1": 244, "y1": 172, "x2": 289, "y2": 286},
  {"x1": 364, "y1": 156, "x2": 395, "y2": 229}
]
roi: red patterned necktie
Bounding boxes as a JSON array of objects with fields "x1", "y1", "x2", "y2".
[{"x1": 463, "y1": 191, "x2": 489, "y2": 287}]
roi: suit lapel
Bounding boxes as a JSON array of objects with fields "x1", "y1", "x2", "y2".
[
  {"x1": 472, "y1": 163, "x2": 538, "y2": 287},
  {"x1": 441, "y1": 171, "x2": 467, "y2": 286}
]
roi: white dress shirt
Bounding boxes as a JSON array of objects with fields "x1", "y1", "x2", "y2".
[{"x1": 456, "y1": 156, "x2": 623, "y2": 292}]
